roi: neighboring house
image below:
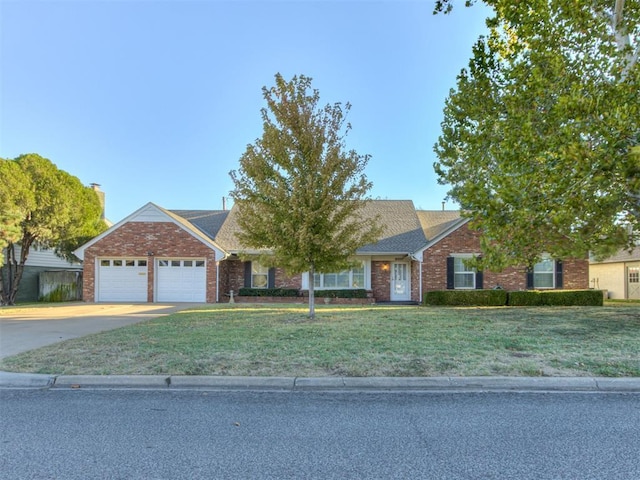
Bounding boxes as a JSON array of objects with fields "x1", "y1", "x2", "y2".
[
  {"x1": 0, "y1": 183, "x2": 111, "y2": 303},
  {"x1": 589, "y1": 248, "x2": 640, "y2": 299},
  {"x1": 73, "y1": 201, "x2": 589, "y2": 304},
  {"x1": 1, "y1": 245, "x2": 82, "y2": 302}
]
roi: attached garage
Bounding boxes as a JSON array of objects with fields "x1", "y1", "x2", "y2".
[
  {"x1": 156, "y1": 259, "x2": 207, "y2": 302},
  {"x1": 97, "y1": 258, "x2": 148, "y2": 302},
  {"x1": 74, "y1": 203, "x2": 226, "y2": 303}
]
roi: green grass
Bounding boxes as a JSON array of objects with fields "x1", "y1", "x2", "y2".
[{"x1": 1, "y1": 304, "x2": 639, "y2": 377}]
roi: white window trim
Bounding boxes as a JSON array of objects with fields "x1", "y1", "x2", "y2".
[
  {"x1": 302, "y1": 259, "x2": 371, "y2": 290},
  {"x1": 452, "y1": 254, "x2": 477, "y2": 290},
  {"x1": 251, "y1": 262, "x2": 269, "y2": 289},
  {"x1": 533, "y1": 256, "x2": 555, "y2": 289}
]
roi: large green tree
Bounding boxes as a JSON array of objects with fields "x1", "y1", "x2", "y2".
[
  {"x1": 230, "y1": 74, "x2": 382, "y2": 318},
  {"x1": 0, "y1": 154, "x2": 107, "y2": 305},
  {"x1": 433, "y1": 0, "x2": 639, "y2": 269}
]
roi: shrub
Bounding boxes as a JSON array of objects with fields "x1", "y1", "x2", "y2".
[
  {"x1": 508, "y1": 290, "x2": 604, "y2": 306},
  {"x1": 304, "y1": 289, "x2": 369, "y2": 299},
  {"x1": 237, "y1": 288, "x2": 300, "y2": 297},
  {"x1": 423, "y1": 290, "x2": 508, "y2": 306}
]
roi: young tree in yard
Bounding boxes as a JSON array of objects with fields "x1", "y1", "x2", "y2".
[
  {"x1": 0, "y1": 154, "x2": 107, "y2": 305},
  {"x1": 433, "y1": 0, "x2": 639, "y2": 269},
  {"x1": 230, "y1": 74, "x2": 382, "y2": 319}
]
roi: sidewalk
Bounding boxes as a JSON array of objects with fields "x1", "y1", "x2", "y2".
[{"x1": 2, "y1": 371, "x2": 640, "y2": 392}]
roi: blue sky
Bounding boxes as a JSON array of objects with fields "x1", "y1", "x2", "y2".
[{"x1": 1, "y1": 0, "x2": 492, "y2": 223}]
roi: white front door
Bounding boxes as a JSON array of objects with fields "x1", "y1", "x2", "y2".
[{"x1": 390, "y1": 262, "x2": 411, "y2": 301}]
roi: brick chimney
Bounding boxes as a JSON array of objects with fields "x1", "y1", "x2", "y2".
[{"x1": 90, "y1": 183, "x2": 105, "y2": 220}]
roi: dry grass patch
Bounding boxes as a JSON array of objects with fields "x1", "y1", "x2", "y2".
[{"x1": 1, "y1": 303, "x2": 638, "y2": 377}]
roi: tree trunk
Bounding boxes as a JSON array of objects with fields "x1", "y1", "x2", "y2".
[
  {"x1": 0, "y1": 248, "x2": 7, "y2": 306},
  {"x1": 308, "y1": 263, "x2": 315, "y2": 320},
  {"x1": 2, "y1": 237, "x2": 34, "y2": 306}
]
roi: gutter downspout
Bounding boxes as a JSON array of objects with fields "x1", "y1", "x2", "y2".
[
  {"x1": 216, "y1": 261, "x2": 220, "y2": 303},
  {"x1": 411, "y1": 252, "x2": 423, "y2": 304}
]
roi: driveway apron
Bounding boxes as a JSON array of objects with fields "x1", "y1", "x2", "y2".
[{"x1": 0, "y1": 303, "x2": 198, "y2": 359}]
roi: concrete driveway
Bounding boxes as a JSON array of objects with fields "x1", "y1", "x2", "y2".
[{"x1": 0, "y1": 303, "x2": 199, "y2": 359}]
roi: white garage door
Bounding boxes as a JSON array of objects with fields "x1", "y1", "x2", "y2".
[
  {"x1": 97, "y1": 259, "x2": 148, "y2": 302},
  {"x1": 156, "y1": 259, "x2": 206, "y2": 302}
]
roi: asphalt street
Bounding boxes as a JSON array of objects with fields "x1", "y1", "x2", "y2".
[{"x1": 1, "y1": 389, "x2": 639, "y2": 480}]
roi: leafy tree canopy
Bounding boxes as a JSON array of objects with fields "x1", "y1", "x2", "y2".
[
  {"x1": 1, "y1": 154, "x2": 107, "y2": 304},
  {"x1": 230, "y1": 73, "x2": 382, "y2": 317},
  {"x1": 434, "y1": 0, "x2": 639, "y2": 269}
]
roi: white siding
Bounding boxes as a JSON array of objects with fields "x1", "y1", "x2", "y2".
[{"x1": 11, "y1": 245, "x2": 81, "y2": 269}]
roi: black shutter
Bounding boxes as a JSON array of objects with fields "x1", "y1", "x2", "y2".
[
  {"x1": 526, "y1": 268, "x2": 534, "y2": 289},
  {"x1": 446, "y1": 257, "x2": 455, "y2": 290},
  {"x1": 268, "y1": 267, "x2": 276, "y2": 289},
  {"x1": 555, "y1": 260, "x2": 563, "y2": 289},
  {"x1": 475, "y1": 255, "x2": 483, "y2": 289},
  {"x1": 244, "y1": 261, "x2": 252, "y2": 288}
]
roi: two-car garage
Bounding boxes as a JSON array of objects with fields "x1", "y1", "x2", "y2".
[
  {"x1": 96, "y1": 258, "x2": 206, "y2": 302},
  {"x1": 74, "y1": 203, "x2": 226, "y2": 303}
]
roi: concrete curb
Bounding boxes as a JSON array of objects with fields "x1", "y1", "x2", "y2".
[
  {"x1": 0, "y1": 371, "x2": 55, "y2": 389},
  {"x1": 1, "y1": 372, "x2": 640, "y2": 392}
]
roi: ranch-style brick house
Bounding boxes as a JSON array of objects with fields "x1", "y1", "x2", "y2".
[{"x1": 73, "y1": 201, "x2": 589, "y2": 303}]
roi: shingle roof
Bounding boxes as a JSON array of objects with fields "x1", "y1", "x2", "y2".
[
  {"x1": 416, "y1": 210, "x2": 464, "y2": 242},
  {"x1": 356, "y1": 200, "x2": 427, "y2": 254},
  {"x1": 211, "y1": 206, "x2": 245, "y2": 252},
  {"x1": 169, "y1": 210, "x2": 230, "y2": 241},
  {"x1": 590, "y1": 247, "x2": 640, "y2": 264},
  {"x1": 212, "y1": 200, "x2": 428, "y2": 255}
]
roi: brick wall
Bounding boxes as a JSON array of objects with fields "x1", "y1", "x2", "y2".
[
  {"x1": 83, "y1": 222, "x2": 218, "y2": 302},
  {"x1": 371, "y1": 261, "x2": 391, "y2": 301},
  {"x1": 422, "y1": 223, "x2": 589, "y2": 291},
  {"x1": 219, "y1": 258, "x2": 303, "y2": 299}
]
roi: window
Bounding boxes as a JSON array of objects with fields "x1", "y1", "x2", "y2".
[
  {"x1": 195, "y1": 260, "x2": 205, "y2": 267},
  {"x1": 533, "y1": 258, "x2": 555, "y2": 288},
  {"x1": 159, "y1": 260, "x2": 169, "y2": 267},
  {"x1": 138, "y1": 260, "x2": 147, "y2": 267},
  {"x1": 454, "y1": 257, "x2": 475, "y2": 289},
  {"x1": 252, "y1": 263, "x2": 269, "y2": 288},
  {"x1": 314, "y1": 263, "x2": 365, "y2": 289},
  {"x1": 126, "y1": 260, "x2": 135, "y2": 267},
  {"x1": 100, "y1": 260, "x2": 110, "y2": 267},
  {"x1": 630, "y1": 268, "x2": 640, "y2": 283},
  {"x1": 113, "y1": 260, "x2": 123, "y2": 267},
  {"x1": 184, "y1": 260, "x2": 193, "y2": 267}
]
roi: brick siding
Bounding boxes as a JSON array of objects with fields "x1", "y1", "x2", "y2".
[
  {"x1": 83, "y1": 222, "x2": 218, "y2": 302},
  {"x1": 422, "y1": 223, "x2": 589, "y2": 291}
]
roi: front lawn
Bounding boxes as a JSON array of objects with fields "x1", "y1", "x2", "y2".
[{"x1": 1, "y1": 304, "x2": 638, "y2": 377}]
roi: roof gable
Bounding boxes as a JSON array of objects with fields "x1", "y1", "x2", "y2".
[
  {"x1": 73, "y1": 203, "x2": 226, "y2": 260},
  {"x1": 413, "y1": 210, "x2": 469, "y2": 256}
]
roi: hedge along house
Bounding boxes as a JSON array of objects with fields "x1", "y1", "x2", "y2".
[{"x1": 74, "y1": 200, "x2": 589, "y2": 304}]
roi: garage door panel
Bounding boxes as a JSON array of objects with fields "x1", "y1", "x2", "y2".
[
  {"x1": 156, "y1": 259, "x2": 206, "y2": 302},
  {"x1": 98, "y1": 259, "x2": 148, "y2": 302}
]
